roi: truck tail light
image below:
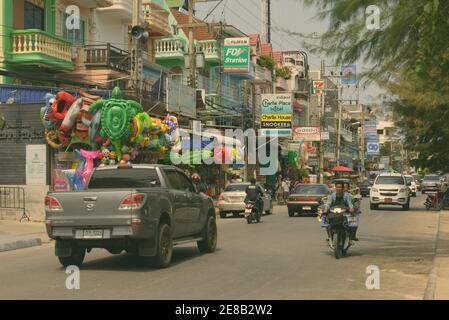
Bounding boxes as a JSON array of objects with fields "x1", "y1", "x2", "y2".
[
  {"x1": 119, "y1": 193, "x2": 146, "y2": 210},
  {"x1": 44, "y1": 196, "x2": 63, "y2": 212}
]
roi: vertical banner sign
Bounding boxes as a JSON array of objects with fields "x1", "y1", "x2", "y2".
[
  {"x1": 364, "y1": 120, "x2": 378, "y2": 138},
  {"x1": 367, "y1": 140, "x2": 380, "y2": 156},
  {"x1": 312, "y1": 80, "x2": 324, "y2": 95},
  {"x1": 26, "y1": 144, "x2": 47, "y2": 185},
  {"x1": 223, "y1": 37, "x2": 250, "y2": 73},
  {"x1": 260, "y1": 94, "x2": 293, "y2": 137},
  {"x1": 341, "y1": 64, "x2": 357, "y2": 85}
]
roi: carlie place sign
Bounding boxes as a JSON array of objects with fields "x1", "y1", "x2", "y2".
[
  {"x1": 260, "y1": 94, "x2": 293, "y2": 137},
  {"x1": 223, "y1": 37, "x2": 250, "y2": 73}
]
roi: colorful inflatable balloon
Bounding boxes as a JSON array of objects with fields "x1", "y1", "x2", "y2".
[
  {"x1": 88, "y1": 87, "x2": 143, "y2": 160},
  {"x1": 79, "y1": 149, "x2": 100, "y2": 187},
  {"x1": 41, "y1": 93, "x2": 56, "y2": 129},
  {"x1": 60, "y1": 98, "x2": 82, "y2": 132},
  {"x1": 73, "y1": 149, "x2": 86, "y2": 191},
  {"x1": 47, "y1": 91, "x2": 77, "y2": 123}
]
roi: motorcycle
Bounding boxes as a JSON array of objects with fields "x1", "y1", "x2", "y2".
[
  {"x1": 425, "y1": 192, "x2": 449, "y2": 210},
  {"x1": 320, "y1": 206, "x2": 359, "y2": 259},
  {"x1": 244, "y1": 201, "x2": 261, "y2": 224},
  {"x1": 425, "y1": 192, "x2": 441, "y2": 210}
]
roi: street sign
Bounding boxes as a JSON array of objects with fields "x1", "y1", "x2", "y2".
[
  {"x1": 364, "y1": 120, "x2": 378, "y2": 138},
  {"x1": 341, "y1": 64, "x2": 357, "y2": 85},
  {"x1": 321, "y1": 131, "x2": 330, "y2": 140},
  {"x1": 367, "y1": 140, "x2": 380, "y2": 155},
  {"x1": 293, "y1": 126, "x2": 321, "y2": 141},
  {"x1": 260, "y1": 94, "x2": 293, "y2": 137},
  {"x1": 312, "y1": 80, "x2": 324, "y2": 95},
  {"x1": 223, "y1": 37, "x2": 250, "y2": 73}
]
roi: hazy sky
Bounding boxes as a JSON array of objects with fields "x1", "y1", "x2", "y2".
[{"x1": 194, "y1": 0, "x2": 385, "y2": 103}]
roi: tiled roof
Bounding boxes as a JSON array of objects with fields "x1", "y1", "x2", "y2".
[
  {"x1": 249, "y1": 34, "x2": 260, "y2": 45},
  {"x1": 273, "y1": 51, "x2": 282, "y2": 64},
  {"x1": 170, "y1": 9, "x2": 214, "y2": 41},
  {"x1": 260, "y1": 43, "x2": 273, "y2": 56}
]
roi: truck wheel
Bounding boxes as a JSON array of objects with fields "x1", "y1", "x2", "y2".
[
  {"x1": 219, "y1": 211, "x2": 226, "y2": 219},
  {"x1": 58, "y1": 244, "x2": 86, "y2": 267},
  {"x1": 288, "y1": 208, "x2": 295, "y2": 217},
  {"x1": 370, "y1": 203, "x2": 378, "y2": 210},
  {"x1": 153, "y1": 223, "x2": 173, "y2": 268},
  {"x1": 197, "y1": 215, "x2": 217, "y2": 253}
]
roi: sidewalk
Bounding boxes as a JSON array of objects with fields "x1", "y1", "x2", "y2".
[
  {"x1": 0, "y1": 220, "x2": 50, "y2": 253},
  {"x1": 425, "y1": 211, "x2": 449, "y2": 299}
]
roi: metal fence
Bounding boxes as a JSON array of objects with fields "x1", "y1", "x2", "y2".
[{"x1": 0, "y1": 186, "x2": 29, "y2": 222}]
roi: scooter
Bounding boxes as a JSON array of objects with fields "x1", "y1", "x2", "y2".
[
  {"x1": 425, "y1": 192, "x2": 441, "y2": 210},
  {"x1": 320, "y1": 206, "x2": 359, "y2": 259},
  {"x1": 244, "y1": 201, "x2": 261, "y2": 224}
]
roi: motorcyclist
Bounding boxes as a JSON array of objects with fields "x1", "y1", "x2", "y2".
[
  {"x1": 324, "y1": 181, "x2": 355, "y2": 243},
  {"x1": 191, "y1": 173, "x2": 207, "y2": 193},
  {"x1": 245, "y1": 178, "x2": 264, "y2": 214},
  {"x1": 343, "y1": 182, "x2": 360, "y2": 241}
]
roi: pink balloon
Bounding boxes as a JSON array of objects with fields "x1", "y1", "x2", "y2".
[{"x1": 79, "y1": 149, "x2": 100, "y2": 187}]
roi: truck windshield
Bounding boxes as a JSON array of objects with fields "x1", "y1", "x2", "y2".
[
  {"x1": 88, "y1": 169, "x2": 160, "y2": 189},
  {"x1": 424, "y1": 176, "x2": 439, "y2": 181},
  {"x1": 375, "y1": 176, "x2": 405, "y2": 185}
]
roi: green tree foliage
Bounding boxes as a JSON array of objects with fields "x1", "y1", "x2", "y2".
[
  {"x1": 299, "y1": 0, "x2": 449, "y2": 171},
  {"x1": 275, "y1": 66, "x2": 292, "y2": 80},
  {"x1": 258, "y1": 55, "x2": 275, "y2": 71}
]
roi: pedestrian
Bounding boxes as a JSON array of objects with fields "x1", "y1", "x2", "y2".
[{"x1": 281, "y1": 179, "x2": 290, "y2": 202}]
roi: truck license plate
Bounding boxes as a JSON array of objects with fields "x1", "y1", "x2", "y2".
[
  {"x1": 303, "y1": 206, "x2": 312, "y2": 210},
  {"x1": 83, "y1": 229, "x2": 103, "y2": 239},
  {"x1": 385, "y1": 198, "x2": 392, "y2": 203}
]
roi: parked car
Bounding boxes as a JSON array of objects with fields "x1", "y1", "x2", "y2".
[
  {"x1": 422, "y1": 174, "x2": 441, "y2": 194},
  {"x1": 217, "y1": 183, "x2": 272, "y2": 218},
  {"x1": 370, "y1": 173, "x2": 411, "y2": 210},
  {"x1": 358, "y1": 180, "x2": 373, "y2": 197},
  {"x1": 287, "y1": 184, "x2": 330, "y2": 217},
  {"x1": 404, "y1": 175, "x2": 418, "y2": 197},
  {"x1": 45, "y1": 164, "x2": 217, "y2": 268}
]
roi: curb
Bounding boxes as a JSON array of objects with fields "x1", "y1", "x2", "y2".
[
  {"x1": 0, "y1": 237, "x2": 42, "y2": 253},
  {"x1": 423, "y1": 210, "x2": 442, "y2": 300}
]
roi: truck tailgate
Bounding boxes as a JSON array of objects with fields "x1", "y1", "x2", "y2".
[{"x1": 47, "y1": 190, "x2": 137, "y2": 227}]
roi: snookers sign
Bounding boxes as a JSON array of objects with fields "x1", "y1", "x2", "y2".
[
  {"x1": 224, "y1": 37, "x2": 250, "y2": 73},
  {"x1": 260, "y1": 94, "x2": 293, "y2": 137}
]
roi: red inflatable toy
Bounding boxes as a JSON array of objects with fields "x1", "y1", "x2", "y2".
[{"x1": 47, "y1": 91, "x2": 77, "y2": 123}]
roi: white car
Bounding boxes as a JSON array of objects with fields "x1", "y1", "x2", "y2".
[
  {"x1": 404, "y1": 175, "x2": 418, "y2": 197},
  {"x1": 217, "y1": 183, "x2": 273, "y2": 218},
  {"x1": 370, "y1": 173, "x2": 411, "y2": 210}
]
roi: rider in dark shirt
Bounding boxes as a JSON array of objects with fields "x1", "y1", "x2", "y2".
[{"x1": 245, "y1": 178, "x2": 263, "y2": 213}]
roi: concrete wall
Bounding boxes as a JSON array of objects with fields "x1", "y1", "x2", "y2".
[{"x1": 0, "y1": 185, "x2": 48, "y2": 222}]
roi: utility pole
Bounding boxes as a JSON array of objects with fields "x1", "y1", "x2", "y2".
[
  {"x1": 188, "y1": 0, "x2": 196, "y2": 88},
  {"x1": 131, "y1": 0, "x2": 142, "y2": 92},
  {"x1": 335, "y1": 85, "x2": 342, "y2": 166},
  {"x1": 360, "y1": 104, "x2": 365, "y2": 180},
  {"x1": 261, "y1": 0, "x2": 271, "y2": 44},
  {"x1": 318, "y1": 60, "x2": 326, "y2": 183}
]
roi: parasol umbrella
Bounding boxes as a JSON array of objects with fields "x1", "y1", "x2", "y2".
[{"x1": 331, "y1": 166, "x2": 354, "y2": 173}]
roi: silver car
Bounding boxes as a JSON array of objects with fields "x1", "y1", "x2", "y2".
[{"x1": 217, "y1": 183, "x2": 273, "y2": 218}]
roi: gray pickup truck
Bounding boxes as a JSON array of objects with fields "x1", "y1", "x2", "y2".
[{"x1": 45, "y1": 164, "x2": 217, "y2": 268}]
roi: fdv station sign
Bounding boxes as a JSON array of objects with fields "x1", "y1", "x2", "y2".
[
  {"x1": 260, "y1": 94, "x2": 293, "y2": 137},
  {"x1": 223, "y1": 37, "x2": 250, "y2": 73}
]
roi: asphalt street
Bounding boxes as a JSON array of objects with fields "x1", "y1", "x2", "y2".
[{"x1": 0, "y1": 194, "x2": 439, "y2": 300}]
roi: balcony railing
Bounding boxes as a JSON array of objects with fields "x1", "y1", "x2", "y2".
[
  {"x1": 84, "y1": 44, "x2": 129, "y2": 73},
  {"x1": 155, "y1": 37, "x2": 187, "y2": 60},
  {"x1": 197, "y1": 40, "x2": 219, "y2": 62},
  {"x1": 142, "y1": 2, "x2": 171, "y2": 37},
  {"x1": 11, "y1": 29, "x2": 72, "y2": 63}
]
